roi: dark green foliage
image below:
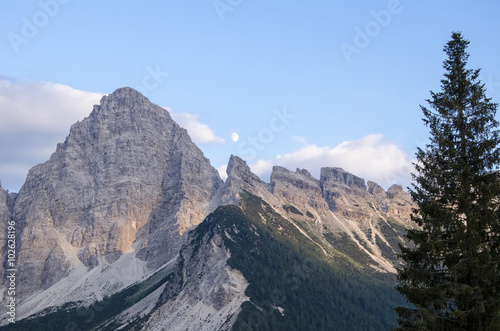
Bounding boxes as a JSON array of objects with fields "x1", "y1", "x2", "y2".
[
  {"x1": 0, "y1": 266, "x2": 172, "y2": 331},
  {"x1": 324, "y1": 232, "x2": 374, "y2": 266},
  {"x1": 376, "y1": 234, "x2": 396, "y2": 261},
  {"x1": 283, "y1": 204, "x2": 304, "y2": 216},
  {"x1": 396, "y1": 32, "x2": 500, "y2": 330},
  {"x1": 377, "y1": 217, "x2": 406, "y2": 259},
  {"x1": 205, "y1": 191, "x2": 405, "y2": 330}
]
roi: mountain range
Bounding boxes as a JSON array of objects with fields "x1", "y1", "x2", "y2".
[{"x1": 0, "y1": 87, "x2": 416, "y2": 330}]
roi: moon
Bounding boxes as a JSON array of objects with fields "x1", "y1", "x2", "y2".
[{"x1": 231, "y1": 132, "x2": 239, "y2": 142}]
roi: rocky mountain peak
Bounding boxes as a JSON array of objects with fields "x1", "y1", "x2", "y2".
[
  {"x1": 4, "y1": 87, "x2": 222, "y2": 307},
  {"x1": 216, "y1": 155, "x2": 271, "y2": 206},
  {"x1": 226, "y1": 155, "x2": 259, "y2": 181},
  {"x1": 367, "y1": 180, "x2": 386, "y2": 195},
  {"x1": 270, "y1": 166, "x2": 329, "y2": 214},
  {"x1": 320, "y1": 167, "x2": 367, "y2": 191},
  {"x1": 270, "y1": 166, "x2": 321, "y2": 193},
  {"x1": 320, "y1": 167, "x2": 368, "y2": 214},
  {"x1": 296, "y1": 168, "x2": 315, "y2": 180},
  {"x1": 388, "y1": 184, "x2": 405, "y2": 195},
  {"x1": 97, "y1": 87, "x2": 150, "y2": 112}
]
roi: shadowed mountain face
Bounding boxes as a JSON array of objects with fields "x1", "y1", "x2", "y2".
[{"x1": 0, "y1": 88, "x2": 415, "y2": 330}]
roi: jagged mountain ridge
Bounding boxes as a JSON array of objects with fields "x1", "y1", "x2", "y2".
[
  {"x1": 222, "y1": 155, "x2": 415, "y2": 273},
  {"x1": 0, "y1": 87, "x2": 415, "y2": 330}
]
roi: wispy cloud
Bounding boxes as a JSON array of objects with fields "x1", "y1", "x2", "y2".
[
  {"x1": 249, "y1": 134, "x2": 414, "y2": 188},
  {"x1": 0, "y1": 79, "x2": 103, "y2": 133},
  {"x1": 167, "y1": 108, "x2": 225, "y2": 144}
]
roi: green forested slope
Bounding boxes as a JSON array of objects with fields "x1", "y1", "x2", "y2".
[{"x1": 197, "y1": 191, "x2": 405, "y2": 330}]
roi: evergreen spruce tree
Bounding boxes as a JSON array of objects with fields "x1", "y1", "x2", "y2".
[{"x1": 395, "y1": 32, "x2": 500, "y2": 330}]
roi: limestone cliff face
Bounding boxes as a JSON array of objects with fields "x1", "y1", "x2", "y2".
[
  {"x1": 320, "y1": 167, "x2": 371, "y2": 219},
  {"x1": 5, "y1": 87, "x2": 222, "y2": 301},
  {"x1": 145, "y1": 226, "x2": 248, "y2": 330},
  {"x1": 270, "y1": 166, "x2": 329, "y2": 213},
  {"x1": 94, "y1": 209, "x2": 249, "y2": 331},
  {"x1": 318, "y1": 167, "x2": 413, "y2": 225},
  {"x1": 384, "y1": 184, "x2": 414, "y2": 222},
  {"x1": 269, "y1": 165, "x2": 416, "y2": 273},
  {"x1": 210, "y1": 159, "x2": 415, "y2": 273},
  {"x1": 215, "y1": 155, "x2": 275, "y2": 207}
]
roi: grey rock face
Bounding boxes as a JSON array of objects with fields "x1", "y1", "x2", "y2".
[
  {"x1": 269, "y1": 164, "x2": 416, "y2": 272},
  {"x1": 270, "y1": 166, "x2": 328, "y2": 211},
  {"x1": 367, "y1": 181, "x2": 386, "y2": 195},
  {"x1": 382, "y1": 184, "x2": 414, "y2": 222},
  {"x1": 271, "y1": 166, "x2": 321, "y2": 193},
  {"x1": 216, "y1": 155, "x2": 274, "y2": 207},
  {"x1": 321, "y1": 167, "x2": 367, "y2": 191},
  {"x1": 388, "y1": 184, "x2": 405, "y2": 195},
  {"x1": 5, "y1": 87, "x2": 222, "y2": 300},
  {"x1": 142, "y1": 219, "x2": 248, "y2": 331},
  {"x1": 320, "y1": 167, "x2": 369, "y2": 216}
]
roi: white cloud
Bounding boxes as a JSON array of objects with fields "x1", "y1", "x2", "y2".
[
  {"x1": 249, "y1": 134, "x2": 415, "y2": 188},
  {"x1": 0, "y1": 80, "x2": 103, "y2": 192},
  {"x1": 167, "y1": 107, "x2": 225, "y2": 144},
  {"x1": 217, "y1": 164, "x2": 228, "y2": 181},
  {"x1": 0, "y1": 79, "x2": 103, "y2": 133}
]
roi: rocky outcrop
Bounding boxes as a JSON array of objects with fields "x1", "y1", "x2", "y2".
[
  {"x1": 266, "y1": 164, "x2": 417, "y2": 273},
  {"x1": 271, "y1": 167, "x2": 321, "y2": 196},
  {"x1": 321, "y1": 167, "x2": 367, "y2": 192},
  {"x1": 367, "y1": 180, "x2": 385, "y2": 195},
  {"x1": 140, "y1": 216, "x2": 248, "y2": 331},
  {"x1": 4, "y1": 87, "x2": 222, "y2": 303},
  {"x1": 381, "y1": 184, "x2": 414, "y2": 224},
  {"x1": 320, "y1": 167, "x2": 370, "y2": 219},
  {"x1": 215, "y1": 155, "x2": 274, "y2": 207},
  {"x1": 270, "y1": 166, "x2": 329, "y2": 213}
]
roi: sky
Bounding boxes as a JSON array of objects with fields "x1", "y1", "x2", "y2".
[{"x1": 1, "y1": 0, "x2": 500, "y2": 193}]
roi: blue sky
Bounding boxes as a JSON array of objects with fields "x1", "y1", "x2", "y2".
[{"x1": 1, "y1": 0, "x2": 500, "y2": 192}]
